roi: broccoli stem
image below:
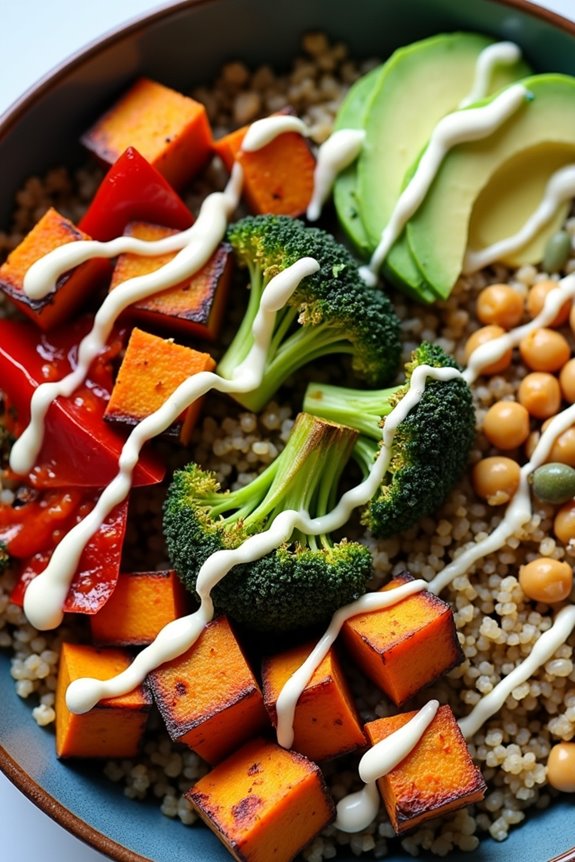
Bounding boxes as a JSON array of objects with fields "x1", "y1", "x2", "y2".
[
  {"x1": 209, "y1": 412, "x2": 358, "y2": 547},
  {"x1": 303, "y1": 381, "x2": 399, "y2": 441},
  {"x1": 216, "y1": 265, "x2": 265, "y2": 379}
]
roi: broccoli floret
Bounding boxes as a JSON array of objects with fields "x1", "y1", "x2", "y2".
[
  {"x1": 303, "y1": 342, "x2": 476, "y2": 538},
  {"x1": 0, "y1": 544, "x2": 9, "y2": 573},
  {"x1": 216, "y1": 215, "x2": 401, "y2": 411},
  {"x1": 163, "y1": 412, "x2": 372, "y2": 633}
]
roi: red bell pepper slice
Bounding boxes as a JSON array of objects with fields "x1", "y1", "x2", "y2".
[
  {"x1": 10, "y1": 496, "x2": 128, "y2": 615},
  {"x1": 0, "y1": 487, "x2": 84, "y2": 558},
  {"x1": 0, "y1": 317, "x2": 165, "y2": 488},
  {"x1": 79, "y1": 146, "x2": 194, "y2": 241}
]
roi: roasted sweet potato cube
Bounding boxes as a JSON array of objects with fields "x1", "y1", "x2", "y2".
[
  {"x1": 0, "y1": 207, "x2": 107, "y2": 330},
  {"x1": 90, "y1": 570, "x2": 188, "y2": 646},
  {"x1": 342, "y1": 573, "x2": 463, "y2": 705},
  {"x1": 109, "y1": 222, "x2": 232, "y2": 340},
  {"x1": 148, "y1": 615, "x2": 269, "y2": 764},
  {"x1": 365, "y1": 705, "x2": 486, "y2": 833},
  {"x1": 104, "y1": 327, "x2": 215, "y2": 445},
  {"x1": 55, "y1": 643, "x2": 151, "y2": 759},
  {"x1": 81, "y1": 77, "x2": 212, "y2": 189},
  {"x1": 262, "y1": 642, "x2": 366, "y2": 761},
  {"x1": 213, "y1": 118, "x2": 315, "y2": 217},
  {"x1": 187, "y1": 736, "x2": 335, "y2": 862}
]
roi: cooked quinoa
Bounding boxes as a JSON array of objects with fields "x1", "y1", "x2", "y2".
[{"x1": 1, "y1": 30, "x2": 574, "y2": 860}]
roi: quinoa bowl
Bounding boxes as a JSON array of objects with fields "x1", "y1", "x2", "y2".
[{"x1": 2, "y1": 1, "x2": 575, "y2": 861}]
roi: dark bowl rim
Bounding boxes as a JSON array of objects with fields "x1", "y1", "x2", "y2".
[{"x1": 1, "y1": 0, "x2": 575, "y2": 860}]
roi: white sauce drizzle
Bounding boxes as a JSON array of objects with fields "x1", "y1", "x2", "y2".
[
  {"x1": 240, "y1": 115, "x2": 309, "y2": 151},
  {"x1": 24, "y1": 257, "x2": 320, "y2": 633},
  {"x1": 306, "y1": 129, "x2": 366, "y2": 222},
  {"x1": 359, "y1": 83, "x2": 529, "y2": 286},
  {"x1": 459, "y1": 606, "x2": 575, "y2": 739},
  {"x1": 66, "y1": 365, "x2": 458, "y2": 713},
  {"x1": 463, "y1": 164, "x2": 575, "y2": 273},
  {"x1": 275, "y1": 579, "x2": 428, "y2": 748},
  {"x1": 458, "y1": 42, "x2": 523, "y2": 108},
  {"x1": 335, "y1": 700, "x2": 439, "y2": 833}
]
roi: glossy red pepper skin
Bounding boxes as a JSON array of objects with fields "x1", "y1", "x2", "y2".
[
  {"x1": 78, "y1": 146, "x2": 194, "y2": 241},
  {"x1": 0, "y1": 488, "x2": 84, "y2": 558},
  {"x1": 0, "y1": 317, "x2": 165, "y2": 488},
  {"x1": 10, "y1": 497, "x2": 128, "y2": 615}
]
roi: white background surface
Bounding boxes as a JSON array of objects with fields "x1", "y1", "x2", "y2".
[{"x1": 0, "y1": 1, "x2": 574, "y2": 860}]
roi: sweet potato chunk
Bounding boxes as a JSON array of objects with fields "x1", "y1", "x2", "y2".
[
  {"x1": 148, "y1": 615, "x2": 269, "y2": 764},
  {"x1": 262, "y1": 642, "x2": 366, "y2": 761},
  {"x1": 90, "y1": 570, "x2": 188, "y2": 646},
  {"x1": 109, "y1": 221, "x2": 232, "y2": 340},
  {"x1": 342, "y1": 573, "x2": 463, "y2": 705},
  {"x1": 0, "y1": 207, "x2": 106, "y2": 330},
  {"x1": 213, "y1": 119, "x2": 315, "y2": 217},
  {"x1": 104, "y1": 327, "x2": 215, "y2": 445},
  {"x1": 55, "y1": 643, "x2": 151, "y2": 758},
  {"x1": 187, "y1": 736, "x2": 335, "y2": 862},
  {"x1": 81, "y1": 77, "x2": 212, "y2": 188},
  {"x1": 365, "y1": 705, "x2": 486, "y2": 833}
]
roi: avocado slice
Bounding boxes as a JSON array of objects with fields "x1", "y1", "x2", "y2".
[
  {"x1": 357, "y1": 32, "x2": 530, "y2": 299},
  {"x1": 332, "y1": 66, "x2": 383, "y2": 258},
  {"x1": 407, "y1": 74, "x2": 575, "y2": 298},
  {"x1": 466, "y1": 146, "x2": 570, "y2": 268}
]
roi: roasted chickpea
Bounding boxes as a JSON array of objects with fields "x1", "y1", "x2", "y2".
[
  {"x1": 554, "y1": 499, "x2": 575, "y2": 544},
  {"x1": 482, "y1": 401, "x2": 530, "y2": 449},
  {"x1": 464, "y1": 325, "x2": 512, "y2": 376},
  {"x1": 559, "y1": 358, "x2": 575, "y2": 403},
  {"x1": 519, "y1": 328, "x2": 571, "y2": 373},
  {"x1": 476, "y1": 283, "x2": 524, "y2": 329},
  {"x1": 472, "y1": 456, "x2": 521, "y2": 505},
  {"x1": 519, "y1": 557, "x2": 573, "y2": 603},
  {"x1": 524, "y1": 429, "x2": 540, "y2": 460},
  {"x1": 526, "y1": 279, "x2": 571, "y2": 327},
  {"x1": 547, "y1": 426, "x2": 575, "y2": 467},
  {"x1": 518, "y1": 372, "x2": 561, "y2": 419},
  {"x1": 547, "y1": 743, "x2": 575, "y2": 793}
]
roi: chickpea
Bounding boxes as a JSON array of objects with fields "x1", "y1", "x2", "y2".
[
  {"x1": 547, "y1": 743, "x2": 575, "y2": 793},
  {"x1": 569, "y1": 301, "x2": 575, "y2": 335},
  {"x1": 526, "y1": 279, "x2": 571, "y2": 327},
  {"x1": 554, "y1": 499, "x2": 575, "y2": 544},
  {"x1": 518, "y1": 557, "x2": 573, "y2": 603},
  {"x1": 547, "y1": 426, "x2": 575, "y2": 467},
  {"x1": 517, "y1": 372, "x2": 561, "y2": 419},
  {"x1": 482, "y1": 401, "x2": 530, "y2": 449},
  {"x1": 560, "y1": 358, "x2": 575, "y2": 403},
  {"x1": 464, "y1": 325, "x2": 512, "y2": 376},
  {"x1": 519, "y1": 328, "x2": 571, "y2": 373},
  {"x1": 476, "y1": 283, "x2": 524, "y2": 329},
  {"x1": 471, "y1": 456, "x2": 520, "y2": 505},
  {"x1": 524, "y1": 429, "x2": 540, "y2": 460}
]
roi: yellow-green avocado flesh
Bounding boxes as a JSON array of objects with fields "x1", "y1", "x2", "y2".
[
  {"x1": 355, "y1": 31, "x2": 530, "y2": 301},
  {"x1": 406, "y1": 74, "x2": 575, "y2": 298}
]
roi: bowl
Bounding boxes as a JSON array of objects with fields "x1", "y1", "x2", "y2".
[{"x1": 1, "y1": 1, "x2": 575, "y2": 861}]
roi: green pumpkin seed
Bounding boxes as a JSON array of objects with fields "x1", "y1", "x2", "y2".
[
  {"x1": 531, "y1": 462, "x2": 575, "y2": 504},
  {"x1": 542, "y1": 230, "x2": 572, "y2": 274}
]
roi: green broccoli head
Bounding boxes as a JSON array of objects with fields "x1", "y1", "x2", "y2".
[
  {"x1": 303, "y1": 342, "x2": 476, "y2": 538},
  {"x1": 216, "y1": 215, "x2": 401, "y2": 411},
  {"x1": 163, "y1": 412, "x2": 372, "y2": 633}
]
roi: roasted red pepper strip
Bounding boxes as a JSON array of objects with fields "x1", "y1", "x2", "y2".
[
  {"x1": 0, "y1": 488, "x2": 84, "y2": 558},
  {"x1": 10, "y1": 497, "x2": 128, "y2": 615},
  {"x1": 78, "y1": 146, "x2": 194, "y2": 241},
  {"x1": 0, "y1": 317, "x2": 165, "y2": 488}
]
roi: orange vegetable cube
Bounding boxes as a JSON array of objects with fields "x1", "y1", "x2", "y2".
[
  {"x1": 365, "y1": 705, "x2": 486, "y2": 833},
  {"x1": 81, "y1": 77, "x2": 212, "y2": 189},
  {"x1": 262, "y1": 642, "x2": 366, "y2": 761},
  {"x1": 0, "y1": 207, "x2": 107, "y2": 330},
  {"x1": 187, "y1": 736, "x2": 335, "y2": 862},
  {"x1": 89, "y1": 570, "x2": 188, "y2": 647},
  {"x1": 213, "y1": 115, "x2": 315, "y2": 217},
  {"x1": 109, "y1": 221, "x2": 232, "y2": 340},
  {"x1": 104, "y1": 327, "x2": 215, "y2": 445},
  {"x1": 55, "y1": 643, "x2": 151, "y2": 759},
  {"x1": 148, "y1": 615, "x2": 269, "y2": 764},
  {"x1": 342, "y1": 573, "x2": 463, "y2": 705}
]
